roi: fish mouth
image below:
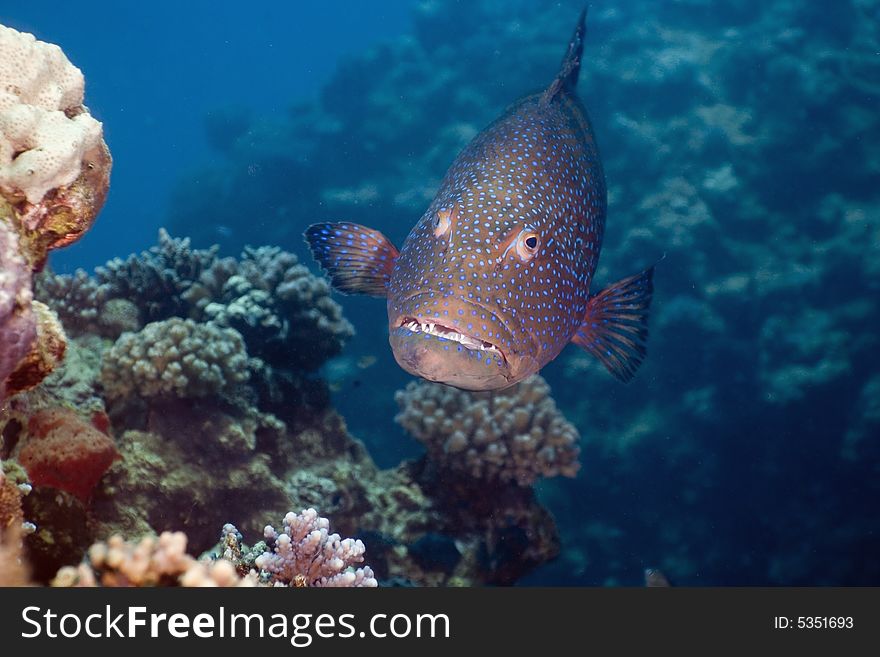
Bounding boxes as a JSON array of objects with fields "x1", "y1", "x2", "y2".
[{"x1": 396, "y1": 316, "x2": 508, "y2": 364}]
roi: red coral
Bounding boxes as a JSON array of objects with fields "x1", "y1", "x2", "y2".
[{"x1": 18, "y1": 407, "x2": 120, "y2": 503}]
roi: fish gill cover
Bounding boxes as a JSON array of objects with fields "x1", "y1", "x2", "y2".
[{"x1": 0, "y1": 0, "x2": 878, "y2": 587}]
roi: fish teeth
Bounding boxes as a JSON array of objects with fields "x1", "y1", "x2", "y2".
[{"x1": 402, "y1": 318, "x2": 501, "y2": 356}]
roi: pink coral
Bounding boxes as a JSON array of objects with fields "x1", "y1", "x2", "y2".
[{"x1": 254, "y1": 508, "x2": 377, "y2": 587}]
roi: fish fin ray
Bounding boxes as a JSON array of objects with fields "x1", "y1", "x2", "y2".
[
  {"x1": 542, "y1": 8, "x2": 587, "y2": 104},
  {"x1": 572, "y1": 265, "x2": 654, "y2": 382},
  {"x1": 304, "y1": 222, "x2": 398, "y2": 297}
]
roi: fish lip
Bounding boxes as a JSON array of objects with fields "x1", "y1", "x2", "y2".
[
  {"x1": 394, "y1": 315, "x2": 509, "y2": 365},
  {"x1": 391, "y1": 290, "x2": 525, "y2": 349}
]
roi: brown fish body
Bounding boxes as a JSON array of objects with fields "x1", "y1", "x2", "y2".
[
  {"x1": 306, "y1": 11, "x2": 654, "y2": 390},
  {"x1": 387, "y1": 87, "x2": 606, "y2": 388}
]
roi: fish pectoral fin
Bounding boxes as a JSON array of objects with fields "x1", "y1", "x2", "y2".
[
  {"x1": 571, "y1": 266, "x2": 655, "y2": 383},
  {"x1": 304, "y1": 222, "x2": 399, "y2": 297}
]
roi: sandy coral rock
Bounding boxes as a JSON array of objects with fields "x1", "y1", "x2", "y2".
[
  {"x1": 0, "y1": 24, "x2": 111, "y2": 264},
  {"x1": 0, "y1": 217, "x2": 36, "y2": 400},
  {"x1": 0, "y1": 525, "x2": 29, "y2": 585},
  {"x1": 0, "y1": 467, "x2": 24, "y2": 531},
  {"x1": 4, "y1": 334, "x2": 106, "y2": 423},
  {"x1": 89, "y1": 400, "x2": 293, "y2": 554},
  {"x1": 17, "y1": 406, "x2": 119, "y2": 503},
  {"x1": 101, "y1": 318, "x2": 249, "y2": 400},
  {"x1": 395, "y1": 375, "x2": 581, "y2": 486}
]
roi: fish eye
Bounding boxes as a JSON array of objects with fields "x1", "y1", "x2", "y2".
[
  {"x1": 433, "y1": 208, "x2": 452, "y2": 237},
  {"x1": 515, "y1": 229, "x2": 540, "y2": 260}
]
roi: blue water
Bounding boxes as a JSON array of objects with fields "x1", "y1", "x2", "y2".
[
  {"x1": 3, "y1": 0, "x2": 413, "y2": 271},
  {"x1": 4, "y1": 0, "x2": 878, "y2": 585}
]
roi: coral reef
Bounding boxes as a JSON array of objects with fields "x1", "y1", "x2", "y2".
[
  {"x1": 101, "y1": 318, "x2": 250, "y2": 400},
  {"x1": 197, "y1": 245, "x2": 354, "y2": 371},
  {"x1": 0, "y1": 25, "x2": 101, "y2": 203},
  {"x1": 87, "y1": 401, "x2": 293, "y2": 554},
  {"x1": 94, "y1": 229, "x2": 220, "y2": 324},
  {"x1": 0, "y1": 24, "x2": 108, "y2": 400},
  {"x1": 34, "y1": 270, "x2": 140, "y2": 339},
  {"x1": 6, "y1": 0, "x2": 877, "y2": 588},
  {"x1": 53, "y1": 511, "x2": 378, "y2": 588},
  {"x1": 395, "y1": 376, "x2": 580, "y2": 486},
  {"x1": 52, "y1": 531, "x2": 253, "y2": 587},
  {"x1": 38, "y1": 231, "x2": 353, "y2": 411},
  {"x1": 1, "y1": 13, "x2": 569, "y2": 590},
  {"x1": 225, "y1": 508, "x2": 377, "y2": 587},
  {"x1": 162, "y1": 0, "x2": 878, "y2": 586}
]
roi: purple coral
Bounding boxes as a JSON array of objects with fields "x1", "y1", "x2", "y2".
[
  {"x1": 0, "y1": 221, "x2": 36, "y2": 400},
  {"x1": 255, "y1": 508, "x2": 377, "y2": 587}
]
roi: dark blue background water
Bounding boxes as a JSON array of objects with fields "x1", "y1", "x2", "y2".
[
  {"x1": 5, "y1": 0, "x2": 878, "y2": 586},
  {"x1": 3, "y1": 0, "x2": 413, "y2": 270}
]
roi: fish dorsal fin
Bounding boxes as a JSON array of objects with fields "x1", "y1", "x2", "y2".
[{"x1": 541, "y1": 8, "x2": 587, "y2": 105}]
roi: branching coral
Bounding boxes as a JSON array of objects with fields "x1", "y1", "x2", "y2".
[
  {"x1": 53, "y1": 510, "x2": 377, "y2": 588},
  {"x1": 200, "y1": 245, "x2": 354, "y2": 371},
  {"x1": 34, "y1": 270, "x2": 140, "y2": 339},
  {"x1": 52, "y1": 532, "x2": 253, "y2": 587},
  {"x1": 101, "y1": 318, "x2": 250, "y2": 400},
  {"x1": 247, "y1": 508, "x2": 377, "y2": 587},
  {"x1": 395, "y1": 375, "x2": 581, "y2": 486},
  {"x1": 39, "y1": 230, "x2": 353, "y2": 378},
  {"x1": 34, "y1": 270, "x2": 108, "y2": 335},
  {"x1": 95, "y1": 229, "x2": 219, "y2": 323}
]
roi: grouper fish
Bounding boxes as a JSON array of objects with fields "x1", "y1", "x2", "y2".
[{"x1": 305, "y1": 10, "x2": 654, "y2": 391}]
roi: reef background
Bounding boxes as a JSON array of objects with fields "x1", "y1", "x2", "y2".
[{"x1": 3, "y1": 0, "x2": 878, "y2": 585}]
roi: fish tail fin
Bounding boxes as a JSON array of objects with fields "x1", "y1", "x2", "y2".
[
  {"x1": 304, "y1": 222, "x2": 399, "y2": 297},
  {"x1": 571, "y1": 265, "x2": 655, "y2": 383},
  {"x1": 542, "y1": 8, "x2": 587, "y2": 104}
]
